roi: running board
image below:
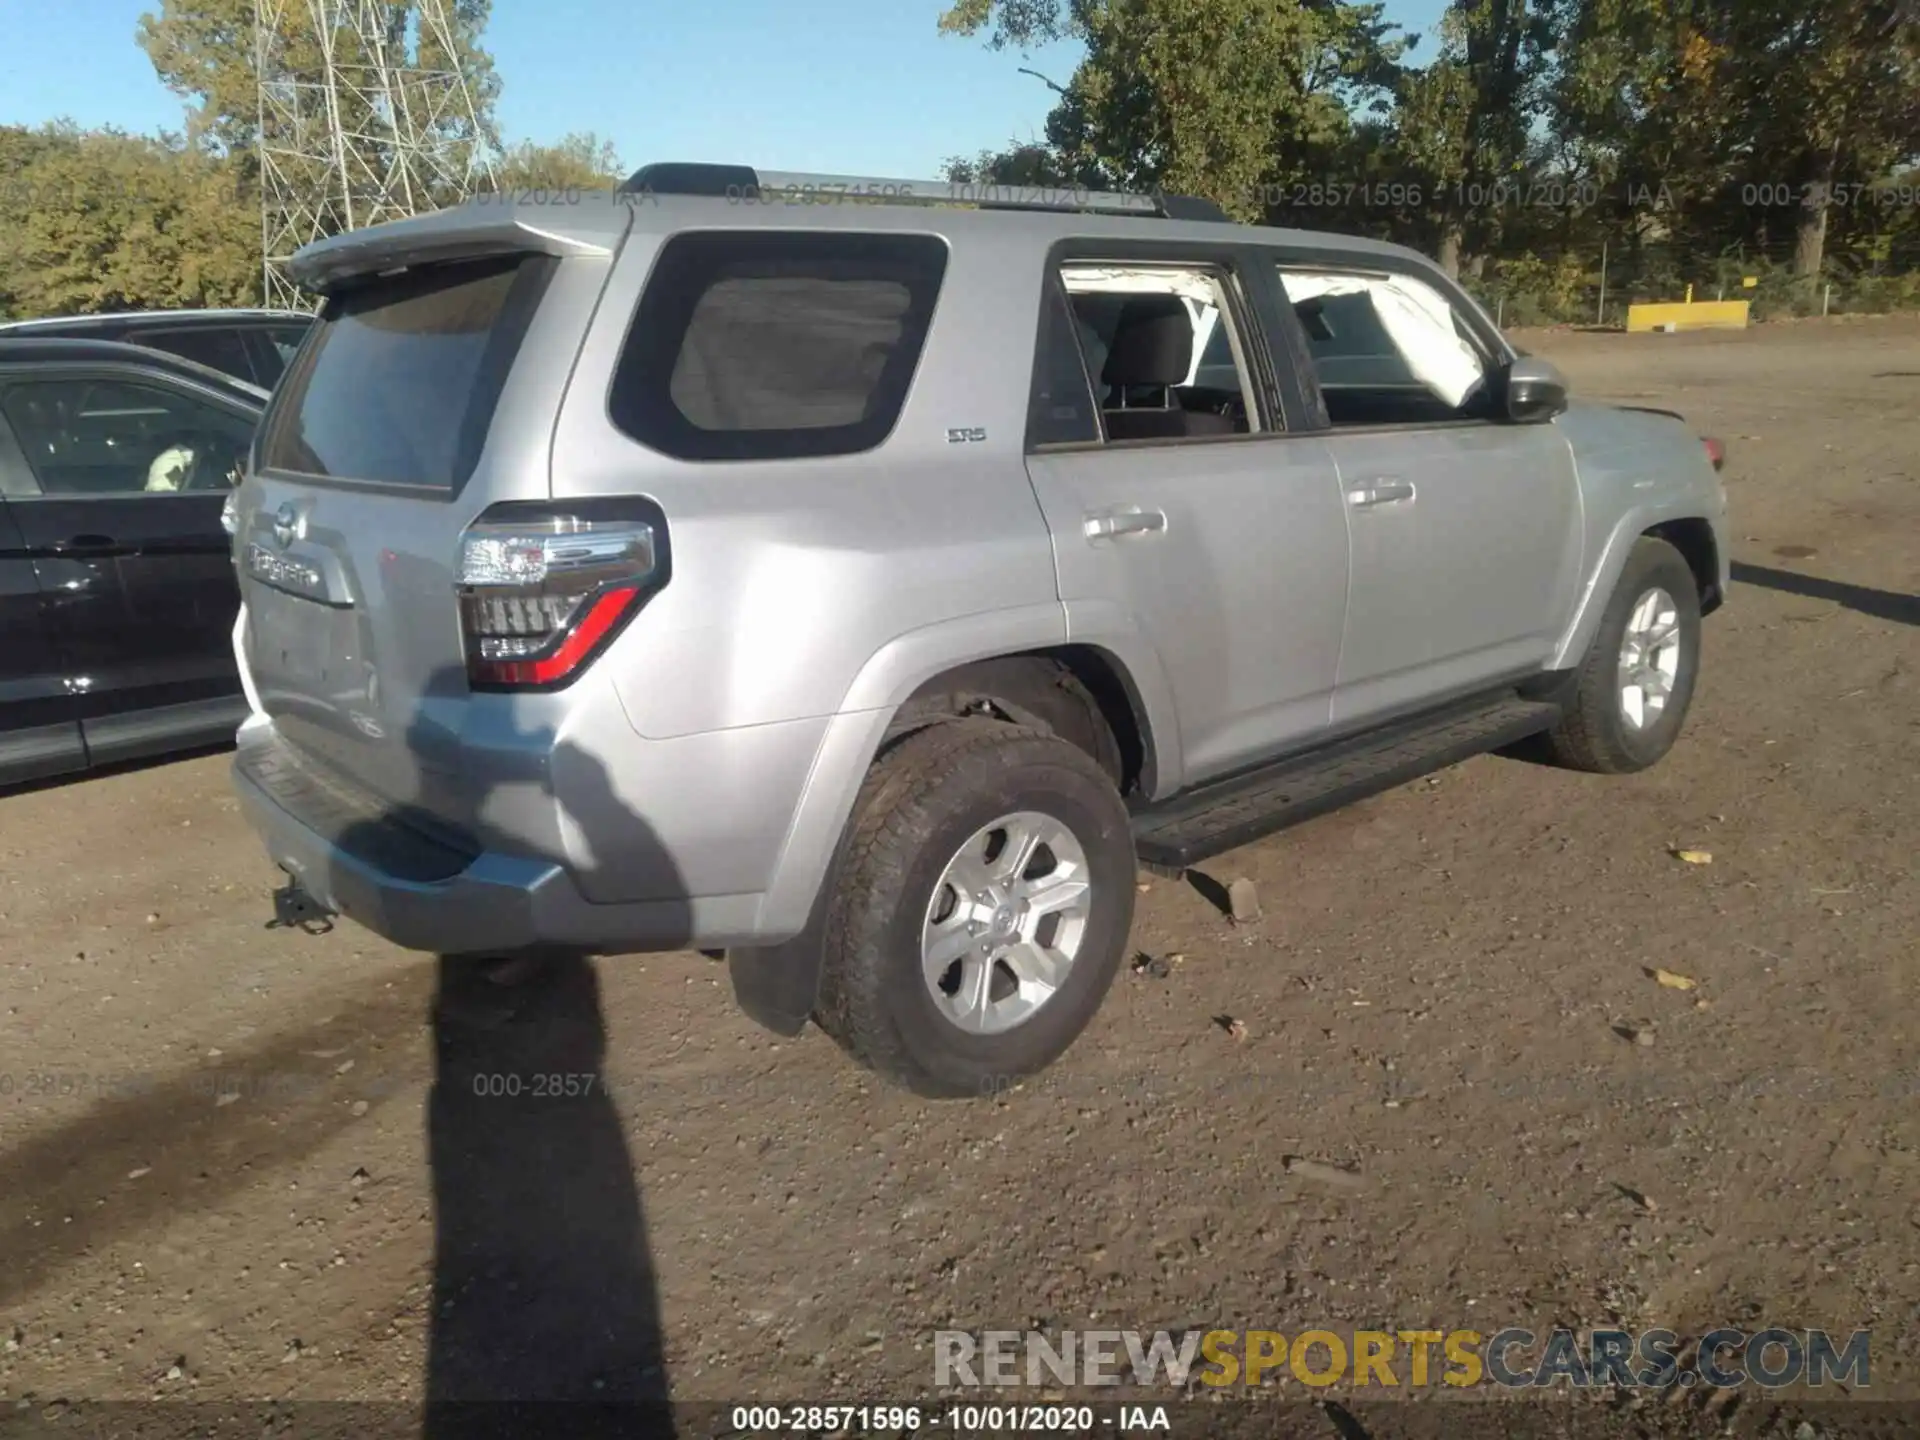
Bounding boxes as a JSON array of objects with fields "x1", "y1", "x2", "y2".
[{"x1": 1131, "y1": 692, "x2": 1564, "y2": 870}]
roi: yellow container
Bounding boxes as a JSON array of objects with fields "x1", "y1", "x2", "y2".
[{"x1": 1626, "y1": 300, "x2": 1751, "y2": 333}]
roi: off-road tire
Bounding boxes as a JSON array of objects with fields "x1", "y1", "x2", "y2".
[
  {"x1": 814, "y1": 718, "x2": 1136, "y2": 1098},
  {"x1": 1542, "y1": 536, "x2": 1703, "y2": 774}
]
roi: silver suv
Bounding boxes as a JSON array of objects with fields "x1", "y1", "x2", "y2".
[{"x1": 229, "y1": 164, "x2": 1731, "y2": 1097}]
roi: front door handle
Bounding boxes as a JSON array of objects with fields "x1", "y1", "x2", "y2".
[
  {"x1": 1084, "y1": 507, "x2": 1168, "y2": 541},
  {"x1": 1345, "y1": 478, "x2": 1416, "y2": 509}
]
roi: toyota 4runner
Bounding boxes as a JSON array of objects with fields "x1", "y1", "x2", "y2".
[{"x1": 229, "y1": 163, "x2": 1731, "y2": 1097}]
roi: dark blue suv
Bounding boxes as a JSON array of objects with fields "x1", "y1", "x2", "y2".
[
  {"x1": 0, "y1": 308, "x2": 313, "y2": 391},
  {"x1": 0, "y1": 337, "x2": 268, "y2": 784}
]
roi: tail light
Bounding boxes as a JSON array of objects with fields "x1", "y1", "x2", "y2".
[
  {"x1": 1702, "y1": 436, "x2": 1726, "y2": 472},
  {"x1": 456, "y1": 504, "x2": 667, "y2": 690}
]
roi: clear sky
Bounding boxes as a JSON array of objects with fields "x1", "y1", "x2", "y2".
[{"x1": 0, "y1": 0, "x2": 1450, "y2": 178}]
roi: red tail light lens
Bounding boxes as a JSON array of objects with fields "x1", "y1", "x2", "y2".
[
  {"x1": 456, "y1": 509, "x2": 663, "y2": 690},
  {"x1": 1702, "y1": 436, "x2": 1726, "y2": 471}
]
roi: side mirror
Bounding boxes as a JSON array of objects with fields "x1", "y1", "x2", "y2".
[{"x1": 1503, "y1": 356, "x2": 1569, "y2": 422}]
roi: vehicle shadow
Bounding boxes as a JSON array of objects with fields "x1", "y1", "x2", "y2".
[
  {"x1": 318, "y1": 663, "x2": 682, "y2": 1438},
  {"x1": 417, "y1": 952, "x2": 673, "y2": 1437},
  {"x1": 1730, "y1": 561, "x2": 1920, "y2": 628}
]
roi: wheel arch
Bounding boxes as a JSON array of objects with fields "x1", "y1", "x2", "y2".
[
  {"x1": 1643, "y1": 516, "x2": 1723, "y2": 617},
  {"x1": 1552, "y1": 505, "x2": 1727, "y2": 670},
  {"x1": 887, "y1": 645, "x2": 1161, "y2": 800},
  {"x1": 732, "y1": 629, "x2": 1167, "y2": 1040}
]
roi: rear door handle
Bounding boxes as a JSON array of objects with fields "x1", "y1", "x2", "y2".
[
  {"x1": 1345, "y1": 478, "x2": 1415, "y2": 509},
  {"x1": 54, "y1": 533, "x2": 119, "y2": 555},
  {"x1": 1084, "y1": 507, "x2": 1168, "y2": 541}
]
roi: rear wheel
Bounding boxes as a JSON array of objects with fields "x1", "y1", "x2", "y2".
[
  {"x1": 1542, "y1": 537, "x2": 1702, "y2": 774},
  {"x1": 815, "y1": 719, "x2": 1136, "y2": 1098}
]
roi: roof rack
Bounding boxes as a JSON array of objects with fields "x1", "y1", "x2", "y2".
[{"x1": 616, "y1": 163, "x2": 1231, "y2": 224}]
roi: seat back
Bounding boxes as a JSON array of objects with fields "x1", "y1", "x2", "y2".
[{"x1": 1099, "y1": 295, "x2": 1233, "y2": 440}]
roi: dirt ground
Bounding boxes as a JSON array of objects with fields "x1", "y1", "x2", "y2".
[{"x1": 2, "y1": 317, "x2": 1917, "y2": 1438}]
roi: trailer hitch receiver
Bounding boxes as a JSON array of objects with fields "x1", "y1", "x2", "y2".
[{"x1": 267, "y1": 870, "x2": 336, "y2": 935}]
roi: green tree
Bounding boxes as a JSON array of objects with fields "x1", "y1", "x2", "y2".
[
  {"x1": 1554, "y1": 1, "x2": 1769, "y2": 260},
  {"x1": 940, "y1": 0, "x2": 1408, "y2": 221},
  {"x1": 139, "y1": 0, "x2": 500, "y2": 214},
  {"x1": 139, "y1": 0, "x2": 499, "y2": 151},
  {"x1": 491, "y1": 131, "x2": 625, "y2": 191},
  {"x1": 936, "y1": 0, "x2": 1081, "y2": 47},
  {"x1": 943, "y1": 141, "x2": 1088, "y2": 186},
  {"x1": 1553, "y1": 0, "x2": 1920, "y2": 277},
  {"x1": 0, "y1": 123, "x2": 260, "y2": 318},
  {"x1": 1736, "y1": 0, "x2": 1920, "y2": 275},
  {"x1": 1390, "y1": 1, "x2": 1563, "y2": 275}
]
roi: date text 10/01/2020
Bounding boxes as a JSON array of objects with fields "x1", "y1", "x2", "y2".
[
  {"x1": 14, "y1": 174, "x2": 1906, "y2": 215},
  {"x1": 729, "y1": 1405, "x2": 1173, "y2": 1433}
]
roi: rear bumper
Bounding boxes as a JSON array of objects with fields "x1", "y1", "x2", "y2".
[{"x1": 231, "y1": 720, "x2": 763, "y2": 955}]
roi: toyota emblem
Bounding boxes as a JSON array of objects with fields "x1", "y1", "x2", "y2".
[{"x1": 272, "y1": 503, "x2": 299, "y2": 549}]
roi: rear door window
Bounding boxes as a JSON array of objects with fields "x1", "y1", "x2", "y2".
[
  {"x1": 1054, "y1": 261, "x2": 1261, "y2": 442},
  {"x1": 259, "y1": 254, "x2": 555, "y2": 490},
  {"x1": 251, "y1": 324, "x2": 312, "y2": 388},
  {"x1": 139, "y1": 327, "x2": 256, "y2": 384},
  {"x1": 0, "y1": 375, "x2": 254, "y2": 495},
  {"x1": 607, "y1": 231, "x2": 948, "y2": 462}
]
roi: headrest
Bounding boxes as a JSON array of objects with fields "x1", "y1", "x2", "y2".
[{"x1": 1102, "y1": 295, "x2": 1193, "y2": 388}]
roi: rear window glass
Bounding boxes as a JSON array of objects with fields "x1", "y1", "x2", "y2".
[
  {"x1": 259, "y1": 254, "x2": 553, "y2": 489},
  {"x1": 608, "y1": 231, "x2": 948, "y2": 462}
]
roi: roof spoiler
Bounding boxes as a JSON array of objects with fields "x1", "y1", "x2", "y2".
[
  {"x1": 616, "y1": 162, "x2": 1232, "y2": 224},
  {"x1": 287, "y1": 200, "x2": 633, "y2": 294}
]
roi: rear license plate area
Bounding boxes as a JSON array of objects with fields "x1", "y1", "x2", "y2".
[{"x1": 248, "y1": 583, "x2": 356, "y2": 690}]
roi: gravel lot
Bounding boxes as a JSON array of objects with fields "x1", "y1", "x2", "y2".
[{"x1": 2, "y1": 316, "x2": 1917, "y2": 1437}]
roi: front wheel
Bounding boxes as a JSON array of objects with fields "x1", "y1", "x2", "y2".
[
  {"x1": 1541, "y1": 536, "x2": 1703, "y2": 774},
  {"x1": 815, "y1": 719, "x2": 1137, "y2": 1098}
]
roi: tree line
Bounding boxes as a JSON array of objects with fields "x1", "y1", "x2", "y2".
[
  {"x1": 0, "y1": 121, "x2": 619, "y2": 320},
  {"x1": 0, "y1": 0, "x2": 623, "y2": 320},
  {"x1": 941, "y1": 0, "x2": 1920, "y2": 323},
  {"x1": 4, "y1": 0, "x2": 1916, "y2": 325}
]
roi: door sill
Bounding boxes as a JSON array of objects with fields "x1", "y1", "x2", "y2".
[{"x1": 83, "y1": 695, "x2": 250, "y2": 766}]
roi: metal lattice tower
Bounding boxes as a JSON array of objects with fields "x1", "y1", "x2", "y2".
[{"x1": 253, "y1": 0, "x2": 498, "y2": 309}]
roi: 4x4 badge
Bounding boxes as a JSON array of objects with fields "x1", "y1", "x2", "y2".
[{"x1": 272, "y1": 503, "x2": 299, "y2": 549}]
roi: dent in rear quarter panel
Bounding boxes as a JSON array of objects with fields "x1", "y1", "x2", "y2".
[
  {"x1": 545, "y1": 208, "x2": 1063, "y2": 908},
  {"x1": 1550, "y1": 402, "x2": 1728, "y2": 669}
]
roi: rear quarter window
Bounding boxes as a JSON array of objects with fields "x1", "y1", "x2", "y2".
[
  {"x1": 607, "y1": 230, "x2": 948, "y2": 462},
  {"x1": 259, "y1": 254, "x2": 554, "y2": 490}
]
